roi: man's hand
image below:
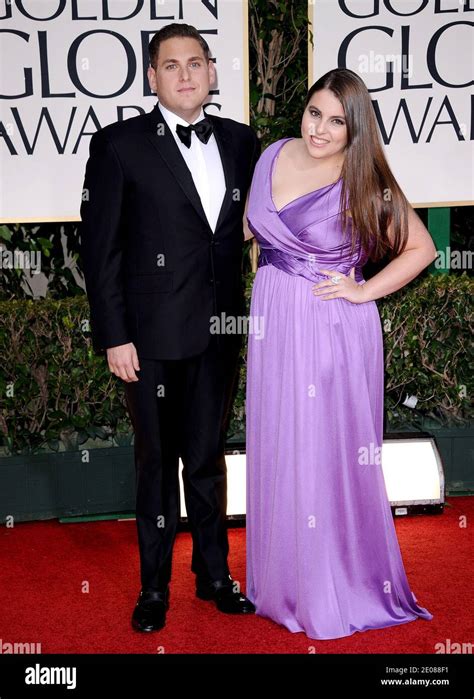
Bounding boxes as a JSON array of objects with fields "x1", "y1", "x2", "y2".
[{"x1": 106, "y1": 343, "x2": 140, "y2": 382}]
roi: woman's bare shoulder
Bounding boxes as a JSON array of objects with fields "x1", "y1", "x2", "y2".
[{"x1": 280, "y1": 136, "x2": 303, "y2": 160}]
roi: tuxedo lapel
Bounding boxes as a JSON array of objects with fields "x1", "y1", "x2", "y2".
[
  {"x1": 144, "y1": 103, "x2": 236, "y2": 236},
  {"x1": 207, "y1": 113, "x2": 236, "y2": 232},
  {"x1": 145, "y1": 103, "x2": 209, "y2": 229}
]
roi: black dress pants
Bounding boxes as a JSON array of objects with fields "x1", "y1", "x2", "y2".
[{"x1": 124, "y1": 334, "x2": 241, "y2": 591}]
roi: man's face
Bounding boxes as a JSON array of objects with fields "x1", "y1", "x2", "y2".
[{"x1": 147, "y1": 37, "x2": 215, "y2": 122}]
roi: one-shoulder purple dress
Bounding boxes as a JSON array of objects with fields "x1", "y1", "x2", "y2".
[{"x1": 245, "y1": 138, "x2": 432, "y2": 640}]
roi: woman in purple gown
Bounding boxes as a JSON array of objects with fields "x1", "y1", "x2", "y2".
[{"x1": 244, "y1": 68, "x2": 436, "y2": 640}]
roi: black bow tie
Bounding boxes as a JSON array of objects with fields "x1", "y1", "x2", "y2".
[{"x1": 176, "y1": 117, "x2": 213, "y2": 148}]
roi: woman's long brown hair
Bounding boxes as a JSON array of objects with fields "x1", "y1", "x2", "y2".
[{"x1": 306, "y1": 68, "x2": 409, "y2": 262}]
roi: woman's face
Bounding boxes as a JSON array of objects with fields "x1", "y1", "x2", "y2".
[{"x1": 301, "y1": 88, "x2": 348, "y2": 161}]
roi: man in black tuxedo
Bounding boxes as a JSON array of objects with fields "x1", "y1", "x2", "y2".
[{"x1": 80, "y1": 23, "x2": 260, "y2": 632}]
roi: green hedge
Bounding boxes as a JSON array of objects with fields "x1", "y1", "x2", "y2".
[{"x1": 0, "y1": 272, "x2": 472, "y2": 455}]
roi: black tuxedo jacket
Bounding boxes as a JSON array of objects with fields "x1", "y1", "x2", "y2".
[{"x1": 79, "y1": 102, "x2": 260, "y2": 360}]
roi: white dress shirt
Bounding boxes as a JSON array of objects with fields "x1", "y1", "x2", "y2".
[{"x1": 158, "y1": 101, "x2": 226, "y2": 234}]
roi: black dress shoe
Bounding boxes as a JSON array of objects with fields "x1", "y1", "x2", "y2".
[
  {"x1": 196, "y1": 576, "x2": 256, "y2": 614},
  {"x1": 131, "y1": 589, "x2": 169, "y2": 632}
]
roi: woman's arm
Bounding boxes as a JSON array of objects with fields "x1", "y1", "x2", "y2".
[
  {"x1": 360, "y1": 205, "x2": 438, "y2": 302},
  {"x1": 313, "y1": 204, "x2": 438, "y2": 303},
  {"x1": 243, "y1": 193, "x2": 254, "y2": 241}
]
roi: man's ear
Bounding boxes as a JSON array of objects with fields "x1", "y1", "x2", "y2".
[
  {"x1": 147, "y1": 65, "x2": 157, "y2": 93},
  {"x1": 208, "y1": 60, "x2": 217, "y2": 89}
]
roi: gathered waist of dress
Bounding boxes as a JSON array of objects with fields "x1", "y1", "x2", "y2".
[{"x1": 257, "y1": 246, "x2": 365, "y2": 284}]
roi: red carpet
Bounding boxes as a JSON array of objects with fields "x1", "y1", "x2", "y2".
[{"x1": 1, "y1": 497, "x2": 472, "y2": 654}]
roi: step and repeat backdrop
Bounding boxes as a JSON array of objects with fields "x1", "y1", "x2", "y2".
[
  {"x1": 310, "y1": 0, "x2": 473, "y2": 207},
  {"x1": 0, "y1": 0, "x2": 249, "y2": 221},
  {"x1": 1, "y1": 0, "x2": 472, "y2": 221}
]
